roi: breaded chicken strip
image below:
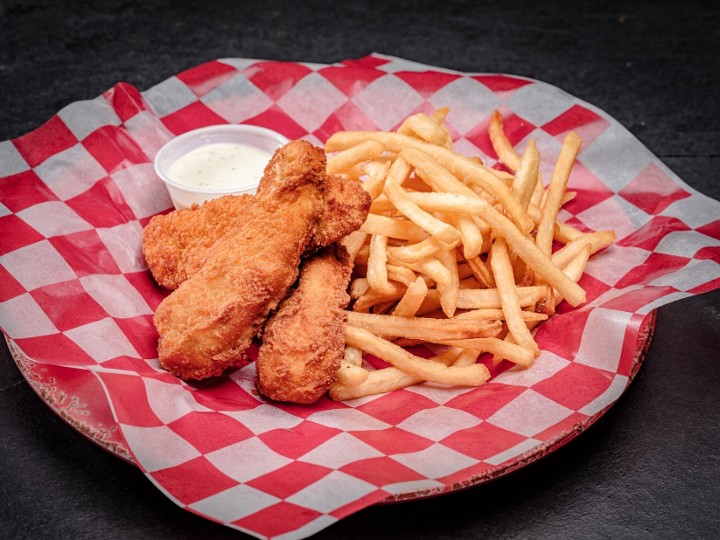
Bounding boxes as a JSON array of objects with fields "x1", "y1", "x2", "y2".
[
  {"x1": 142, "y1": 174, "x2": 370, "y2": 289},
  {"x1": 154, "y1": 140, "x2": 326, "y2": 380},
  {"x1": 256, "y1": 244, "x2": 353, "y2": 404}
]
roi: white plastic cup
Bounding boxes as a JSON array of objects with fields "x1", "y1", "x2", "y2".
[{"x1": 154, "y1": 124, "x2": 288, "y2": 209}]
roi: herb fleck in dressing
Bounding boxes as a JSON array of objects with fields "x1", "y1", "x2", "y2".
[{"x1": 168, "y1": 143, "x2": 272, "y2": 190}]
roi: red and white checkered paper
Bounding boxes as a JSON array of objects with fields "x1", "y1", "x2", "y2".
[{"x1": 1, "y1": 54, "x2": 719, "y2": 539}]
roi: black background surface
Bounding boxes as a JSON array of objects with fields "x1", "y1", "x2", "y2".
[{"x1": 1, "y1": 1, "x2": 719, "y2": 538}]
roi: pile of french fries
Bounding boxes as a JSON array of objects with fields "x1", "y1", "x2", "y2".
[{"x1": 324, "y1": 108, "x2": 615, "y2": 400}]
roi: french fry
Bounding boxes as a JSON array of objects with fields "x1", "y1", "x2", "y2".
[
  {"x1": 346, "y1": 311, "x2": 501, "y2": 341},
  {"x1": 392, "y1": 276, "x2": 429, "y2": 317},
  {"x1": 327, "y1": 139, "x2": 385, "y2": 175}
]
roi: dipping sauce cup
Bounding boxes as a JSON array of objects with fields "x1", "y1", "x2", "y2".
[{"x1": 154, "y1": 124, "x2": 288, "y2": 209}]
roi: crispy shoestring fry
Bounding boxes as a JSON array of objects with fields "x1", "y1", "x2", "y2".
[{"x1": 323, "y1": 108, "x2": 614, "y2": 400}]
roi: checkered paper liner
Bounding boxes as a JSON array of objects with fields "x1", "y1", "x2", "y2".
[{"x1": 1, "y1": 54, "x2": 719, "y2": 539}]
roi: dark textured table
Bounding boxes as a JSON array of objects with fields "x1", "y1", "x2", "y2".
[{"x1": 1, "y1": 1, "x2": 719, "y2": 538}]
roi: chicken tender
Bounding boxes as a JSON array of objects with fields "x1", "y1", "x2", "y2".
[
  {"x1": 256, "y1": 244, "x2": 353, "y2": 404},
  {"x1": 142, "y1": 174, "x2": 370, "y2": 290},
  {"x1": 154, "y1": 140, "x2": 326, "y2": 380}
]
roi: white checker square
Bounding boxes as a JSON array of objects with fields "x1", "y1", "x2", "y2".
[
  {"x1": 505, "y1": 82, "x2": 576, "y2": 126},
  {"x1": 493, "y1": 351, "x2": 571, "y2": 387},
  {"x1": 298, "y1": 432, "x2": 384, "y2": 469},
  {"x1": 579, "y1": 375, "x2": 629, "y2": 416},
  {"x1": 65, "y1": 317, "x2": 140, "y2": 362},
  {"x1": 391, "y1": 443, "x2": 478, "y2": 479},
  {"x1": 649, "y1": 259, "x2": 720, "y2": 292},
  {"x1": 207, "y1": 437, "x2": 292, "y2": 483},
  {"x1": 486, "y1": 389, "x2": 573, "y2": 438},
  {"x1": 577, "y1": 195, "x2": 650, "y2": 243},
  {"x1": 404, "y1": 383, "x2": 470, "y2": 405},
  {"x1": 57, "y1": 95, "x2": 121, "y2": 140},
  {"x1": 17, "y1": 201, "x2": 93, "y2": 238},
  {"x1": 580, "y1": 124, "x2": 653, "y2": 192},
  {"x1": 636, "y1": 291, "x2": 691, "y2": 315},
  {"x1": 96, "y1": 221, "x2": 147, "y2": 273},
  {"x1": 79, "y1": 274, "x2": 153, "y2": 318},
  {"x1": 0, "y1": 294, "x2": 59, "y2": 339},
  {"x1": 654, "y1": 231, "x2": 720, "y2": 258},
  {"x1": 286, "y1": 470, "x2": 377, "y2": 514},
  {"x1": 222, "y1": 403, "x2": 303, "y2": 435},
  {"x1": 352, "y1": 75, "x2": 423, "y2": 131},
  {"x1": 486, "y1": 438, "x2": 543, "y2": 466},
  {"x1": 432, "y1": 78, "x2": 500, "y2": 134},
  {"x1": 0, "y1": 239, "x2": 77, "y2": 290},
  {"x1": 397, "y1": 406, "x2": 481, "y2": 442},
  {"x1": 143, "y1": 76, "x2": 199, "y2": 117},
  {"x1": 583, "y1": 245, "x2": 650, "y2": 287},
  {"x1": 575, "y1": 308, "x2": 633, "y2": 373},
  {"x1": 218, "y1": 57, "x2": 263, "y2": 71},
  {"x1": 0, "y1": 201, "x2": 9, "y2": 217},
  {"x1": 190, "y1": 484, "x2": 280, "y2": 523},
  {"x1": 0, "y1": 140, "x2": 29, "y2": 175},
  {"x1": 34, "y1": 144, "x2": 108, "y2": 200},
  {"x1": 308, "y1": 408, "x2": 390, "y2": 431},
  {"x1": 144, "y1": 378, "x2": 211, "y2": 424},
  {"x1": 661, "y1": 192, "x2": 720, "y2": 229},
  {"x1": 120, "y1": 424, "x2": 201, "y2": 472},
  {"x1": 111, "y1": 163, "x2": 172, "y2": 219},
  {"x1": 277, "y1": 72, "x2": 348, "y2": 133},
  {"x1": 202, "y1": 74, "x2": 273, "y2": 124},
  {"x1": 123, "y1": 111, "x2": 174, "y2": 159}
]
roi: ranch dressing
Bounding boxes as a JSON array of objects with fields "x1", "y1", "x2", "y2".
[{"x1": 167, "y1": 142, "x2": 272, "y2": 190}]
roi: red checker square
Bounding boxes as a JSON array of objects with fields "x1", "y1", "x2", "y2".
[
  {"x1": 0, "y1": 215, "x2": 45, "y2": 256},
  {"x1": 234, "y1": 501, "x2": 322, "y2": 539},
  {"x1": 65, "y1": 177, "x2": 136, "y2": 228},
  {"x1": 394, "y1": 70, "x2": 461, "y2": 98},
  {"x1": 532, "y1": 362, "x2": 614, "y2": 411},
  {"x1": 341, "y1": 456, "x2": 427, "y2": 487},
  {"x1": 690, "y1": 276, "x2": 720, "y2": 295},
  {"x1": 618, "y1": 215, "x2": 690, "y2": 251},
  {"x1": 356, "y1": 389, "x2": 438, "y2": 425},
  {"x1": 562, "y1": 161, "x2": 615, "y2": 214},
  {"x1": 350, "y1": 426, "x2": 434, "y2": 456},
  {"x1": 314, "y1": 101, "x2": 380, "y2": 143},
  {"x1": 445, "y1": 383, "x2": 526, "y2": 420},
  {"x1": 541, "y1": 104, "x2": 610, "y2": 147},
  {"x1": 695, "y1": 245, "x2": 720, "y2": 263},
  {"x1": 619, "y1": 163, "x2": 691, "y2": 215},
  {"x1": 439, "y1": 461, "x2": 496, "y2": 487},
  {"x1": 614, "y1": 252, "x2": 690, "y2": 289},
  {"x1": 176, "y1": 60, "x2": 239, "y2": 97},
  {"x1": 244, "y1": 61, "x2": 313, "y2": 101},
  {"x1": 81, "y1": 125, "x2": 150, "y2": 175},
  {"x1": 12, "y1": 116, "x2": 78, "y2": 168},
  {"x1": 168, "y1": 411, "x2": 254, "y2": 454},
  {"x1": 96, "y1": 372, "x2": 163, "y2": 427},
  {"x1": 317, "y1": 65, "x2": 386, "y2": 98},
  {"x1": 48, "y1": 230, "x2": 122, "y2": 276},
  {"x1": 102, "y1": 82, "x2": 149, "y2": 123},
  {"x1": 101, "y1": 356, "x2": 160, "y2": 376},
  {"x1": 123, "y1": 271, "x2": 168, "y2": 312},
  {"x1": 573, "y1": 272, "x2": 612, "y2": 307},
  {"x1": 13, "y1": 333, "x2": 96, "y2": 366},
  {"x1": 534, "y1": 309, "x2": 591, "y2": 361},
  {"x1": 342, "y1": 55, "x2": 391, "y2": 69},
  {"x1": 247, "y1": 461, "x2": 332, "y2": 499},
  {"x1": 599, "y1": 285, "x2": 673, "y2": 313},
  {"x1": 464, "y1": 111, "x2": 536, "y2": 160},
  {"x1": 260, "y1": 420, "x2": 342, "y2": 459},
  {"x1": 191, "y1": 379, "x2": 263, "y2": 412},
  {"x1": 696, "y1": 219, "x2": 720, "y2": 241},
  {"x1": 161, "y1": 102, "x2": 228, "y2": 136},
  {"x1": 473, "y1": 74, "x2": 533, "y2": 93},
  {"x1": 151, "y1": 456, "x2": 238, "y2": 505},
  {"x1": 0, "y1": 266, "x2": 25, "y2": 301},
  {"x1": 0, "y1": 170, "x2": 59, "y2": 212},
  {"x1": 272, "y1": 394, "x2": 348, "y2": 421},
  {"x1": 618, "y1": 312, "x2": 652, "y2": 378},
  {"x1": 440, "y1": 421, "x2": 529, "y2": 461},
  {"x1": 531, "y1": 411, "x2": 590, "y2": 442},
  {"x1": 115, "y1": 315, "x2": 159, "y2": 360},
  {"x1": 246, "y1": 106, "x2": 309, "y2": 140},
  {"x1": 330, "y1": 489, "x2": 389, "y2": 519},
  {"x1": 30, "y1": 280, "x2": 107, "y2": 332}
]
